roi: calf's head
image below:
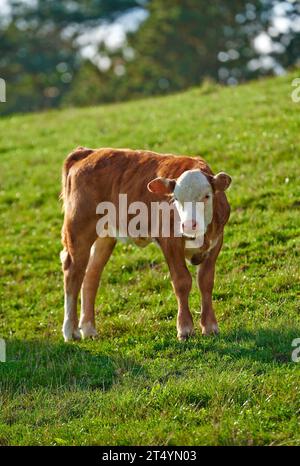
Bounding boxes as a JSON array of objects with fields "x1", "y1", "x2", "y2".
[{"x1": 148, "y1": 169, "x2": 231, "y2": 238}]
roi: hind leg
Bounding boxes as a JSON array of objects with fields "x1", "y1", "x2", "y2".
[
  {"x1": 79, "y1": 237, "x2": 116, "y2": 339},
  {"x1": 61, "y1": 226, "x2": 96, "y2": 342}
]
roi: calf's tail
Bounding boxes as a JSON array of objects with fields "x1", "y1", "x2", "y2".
[
  {"x1": 60, "y1": 147, "x2": 94, "y2": 262},
  {"x1": 60, "y1": 146, "x2": 94, "y2": 210}
]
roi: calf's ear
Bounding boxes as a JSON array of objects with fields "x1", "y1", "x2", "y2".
[
  {"x1": 147, "y1": 177, "x2": 176, "y2": 195},
  {"x1": 212, "y1": 172, "x2": 232, "y2": 192}
]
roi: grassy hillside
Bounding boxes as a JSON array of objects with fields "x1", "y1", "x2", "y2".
[{"x1": 0, "y1": 72, "x2": 299, "y2": 446}]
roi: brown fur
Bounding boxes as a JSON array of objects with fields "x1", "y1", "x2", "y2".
[
  {"x1": 60, "y1": 148, "x2": 231, "y2": 341},
  {"x1": 60, "y1": 146, "x2": 94, "y2": 207}
]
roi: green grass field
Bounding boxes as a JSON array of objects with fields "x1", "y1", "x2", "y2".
[{"x1": 0, "y1": 72, "x2": 299, "y2": 446}]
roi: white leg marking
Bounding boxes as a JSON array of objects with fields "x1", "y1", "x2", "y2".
[
  {"x1": 79, "y1": 321, "x2": 98, "y2": 339},
  {"x1": 201, "y1": 322, "x2": 219, "y2": 336},
  {"x1": 62, "y1": 293, "x2": 81, "y2": 342},
  {"x1": 177, "y1": 323, "x2": 195, "y2": 341}
]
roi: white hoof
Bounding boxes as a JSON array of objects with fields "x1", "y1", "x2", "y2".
[
  {"x1": 62, "y1": 321, "x2": 81, "y2": 342},
  {"x1": 79, "y1": 321, "x2": 98, "y2": 339}
]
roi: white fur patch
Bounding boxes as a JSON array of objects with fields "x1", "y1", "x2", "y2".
[
  {"x1": 60, "y1": 248, "x2": 68, "y2": 264},
  {"x1": 79, "y1": 321, "x2": 98, "y2": 339},
  {"x1": 62, "y1": 294, "x2": 80, "y2": 341},
  {"x1": 208, "y1": 236, "x2": 220, "y2": 252},
  {"x1": 174, "y1": 170, "x2": 213, "y2": 235}
]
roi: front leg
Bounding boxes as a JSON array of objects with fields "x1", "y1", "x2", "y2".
[
  {"x1": 159, "y1": 238, "x2": 194, "y2": 341},
  {"x1": 197, "y1": 235, "x2": 223, "y2": 336}
]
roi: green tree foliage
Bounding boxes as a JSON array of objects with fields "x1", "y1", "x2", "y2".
[
  {"x1": 109, "y1": 0, "x2": 300, "y2": 99},
  {"x1": 0, "y1": 0, "x2": 143, "y2": 115},
  {"x1": 0, "y1": 20, "x2": 77, "y2": 114},
  {"x1": 1, "y1": 0, "x2": 299, "y2": 114},
  {"x1": 61, "y1": 0, "x2": 300, "y2": 108},
  {"x1": 122, "y1": 0, "x2": 251, "y2": 97},
  {"x1": 62, "y1": 60, "x2": 114, "y2": 107}
]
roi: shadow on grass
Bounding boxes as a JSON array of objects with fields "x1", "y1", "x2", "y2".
[
  {"x1": 1, "y1": 326, "x2": 298, "y2": 396},
  {"x1": 151, "y1": 326, "x2": 300, "y2": 365},
  {"x1": 0, "y1": 339, "x2": 146, "y2": 394},
  {"x1": 208, "y1": 327, "x2": 300, "y2": 364}
]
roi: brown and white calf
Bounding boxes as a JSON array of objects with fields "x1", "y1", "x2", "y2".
[{"x1": 60, "y1": 147, "x2": 231, "y2": 342}]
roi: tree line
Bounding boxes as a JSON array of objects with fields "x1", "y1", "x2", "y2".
[{"x1": 0, "y1": 0, "x2": 299, "y2": 115}]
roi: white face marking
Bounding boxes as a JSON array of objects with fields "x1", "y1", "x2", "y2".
[{"x1": 173, "y1": 170, "x2": 213, "y2": 236}]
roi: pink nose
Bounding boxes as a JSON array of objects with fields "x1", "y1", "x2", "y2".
[{"x1": 182, "y1": 220, "x2": 198, "y2": 231}]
